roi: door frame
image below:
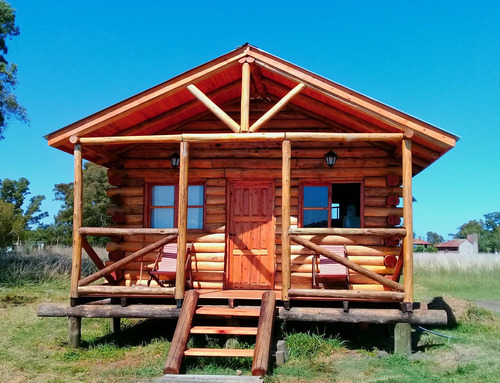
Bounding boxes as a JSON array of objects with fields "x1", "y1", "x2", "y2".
[{"x1": 225, "y1": 179, "x2": 275, "y2": 290}]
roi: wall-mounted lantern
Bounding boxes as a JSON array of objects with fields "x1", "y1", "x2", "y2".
[
  {"x1": 170, "y1": 152, "x2": 180, "y2": 168},
  {"x1": 324, "y1": 150, "x2": 337, "y2": 167}
]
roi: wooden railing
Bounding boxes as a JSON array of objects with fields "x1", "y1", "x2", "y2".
[
  {"x1": 288, "y1": 227, "x2": 407, "y2": 302},
  {"x1": 72, "y1": 227, "x2": 178, "y2": 300}
]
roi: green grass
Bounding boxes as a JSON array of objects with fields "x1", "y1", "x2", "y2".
[{"x1": 1, "y1": 248, "x2": 500, "y2": 382}]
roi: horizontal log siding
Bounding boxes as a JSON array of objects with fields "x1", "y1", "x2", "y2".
[{"x1": 105, "y1": 139, "x2": 402, "y2": 290}]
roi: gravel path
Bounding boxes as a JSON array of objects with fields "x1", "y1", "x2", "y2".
[{"x1": 475, "y1": 300, "x2": 500, "y2": 313}]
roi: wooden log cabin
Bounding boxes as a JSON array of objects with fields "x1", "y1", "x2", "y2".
[{"x1": 41, "y1": 44, "x2": 457, "y2": 373}]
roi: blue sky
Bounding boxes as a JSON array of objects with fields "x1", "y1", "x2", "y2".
[{"x1": 0, "y1": 1, "x2": 498, "y2": 239}]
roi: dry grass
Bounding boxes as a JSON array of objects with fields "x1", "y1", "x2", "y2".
[{"x1": 414, "y1": 252, "x2": 500, "y2": 272}]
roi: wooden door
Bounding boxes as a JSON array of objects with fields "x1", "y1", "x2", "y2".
[{"x1": 227, "y1": 181, "x2": 274, "y2": 290}]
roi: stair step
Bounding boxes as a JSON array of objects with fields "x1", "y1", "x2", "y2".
[
  {"x1": 196, "y1": 306, "x2": 260, "y2": 317},
  {"x1": 184, "y1": 348, "x2": 254, "y2": 357},
  {"x1": 190, "y1": 326, "x2": 258, "y2": 335}
]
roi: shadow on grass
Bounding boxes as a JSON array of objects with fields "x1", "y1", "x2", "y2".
[{"x1": 79, "y1": 318, "x2": 177, "y2": 349}]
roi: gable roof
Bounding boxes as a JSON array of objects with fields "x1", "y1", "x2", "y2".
[
  {"x1": 45, "y1": 44, "x2": 458, "y2": 172},
  {"x1": 435, "y1": 239, "x2": 469, "y2": 248}
]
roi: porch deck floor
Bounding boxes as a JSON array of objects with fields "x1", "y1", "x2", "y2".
[{"x1": 197, "y1": 289, "x2": 282, "y2": 300}]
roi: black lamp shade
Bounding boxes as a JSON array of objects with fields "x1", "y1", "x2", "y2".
[
  {"x1": 170, "y1": 152, "x2": 180, "y2": 168},
  {"x1": 325, "y1": 150, "x2": 337, "y2": 167}
]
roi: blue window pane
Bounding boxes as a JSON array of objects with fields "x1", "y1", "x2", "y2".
[
  {"x1": 151, "y1": 208, "x2": 174, "y2": 228},
  {"x1": 303, "y1": 210, "x2": 328, "y2": 228},
  {"x1": 187, "y1": 207, "x2": 203, "y2": 229},
  {"x1": 188, "y1": 185, "x2": 204, "y2": 206},
  {"x1": 152, "y1": 185, "x2": 174, "y2": 206},
  {"x1": 303, "y1": 186, "x2": 328, "y2": 208}
]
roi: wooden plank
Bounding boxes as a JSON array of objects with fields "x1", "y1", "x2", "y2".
[
  {"x1": 249, "y1": 83, "x2": 305, "y2": 132},
  {"x1": 290, "y1": 235, "x2": 404, "y2": 292},
  {"x1": 252, "y1": 291, "x2": 276, "y2": 376},
  {"x1": 184, "y1": 348, "x2": 254, "y2": 357},
  {"x1": 195, "y1": 306, "x2": 260, "y2": 317},
  {"x1": 187, "y1": 84, "x2": 240, "y2": 133},
  {"x1": 78, "y1": 285, "x2": 174, "y2": 296},
  {"x1": 70, "y1": 144, "x2": 83, "y2": 299},
  {"x1": 288, "y1": 289, "x2": 404, "y2": 301},
  {"x1": 289, "y1": 228, "x2": 406, "y2": 237},
  {"x1": 78, "y1": 235, "x2": 177, "y2": 286},
  {"x1": 402, "y1": 139, "x2": 413, "y2": 303},
  {"x1": 37, "y1": 303, "x2": 447, "y2": 326},
  {"x1": 176, "y1": 141, "x2": 189, "y2": 300},
  {"x1": 278, "y1": 307, "x2": 447, "y2": 325},
  {"x1": 164, "y1": 290, "x2": 199, "y2": 374},
  {"x1": 79, "y1": 227, "x2": 178, "y2": 236},
  {"x1": 190, "y1": 326, "x2": 258, "y2": 335}
]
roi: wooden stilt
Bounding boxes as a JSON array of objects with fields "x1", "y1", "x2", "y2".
[
  {"x1": 394, "y1": 322, "x2": 412, "y2": 355},
  {"x1": 69, "y1": 316, "x2": 81, "y2": 348},
  {"x1": 70, "y1": 144, "x2": 83, "y2": 300},
  {"x1": 175, "y1": 141, "x2": 189, "y2": 301},
  {"x1": 111, "y1": 317, "x2": 121, "y2": 333}
]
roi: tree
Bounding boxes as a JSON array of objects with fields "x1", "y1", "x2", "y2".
[
  {"x1": 0, "y1": 177, "x2": 48, "y2": 246},
  {"x1": 426, "y1": 231, "x2": 444, "y2": 245},
  {"x1": 0, "y1": 1, "x2": 28, "y2": 140},
  {"x1": 52, "y1": 162, "x2": 112, "y2": 245}
]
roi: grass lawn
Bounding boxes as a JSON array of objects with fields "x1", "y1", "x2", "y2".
[{"x1": 1, "y1": 249, "x2": 500, "y2": 382}]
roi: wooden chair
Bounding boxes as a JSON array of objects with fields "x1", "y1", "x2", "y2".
[
  {"x1": 147, "y1": 242, "x2": 193, "y2": 288},
  {"x1": 312, "y1": 245, "x2": 349, "y2": 288}
]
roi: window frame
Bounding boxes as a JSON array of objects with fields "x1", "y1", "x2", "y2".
[
  {"x1": 299, "y1": 180, "x2": 364, "y2": 229},
  {"x1": 145, "y1": 182, "x2": 206, "y2": 231}
]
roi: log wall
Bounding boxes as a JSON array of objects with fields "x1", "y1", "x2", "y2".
[{"x1": 104, "y1": 137, "x2": 403, "y2": 291}]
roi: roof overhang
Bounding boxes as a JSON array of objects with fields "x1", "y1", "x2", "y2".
[{"x1": 46, "y1": 44, "x2": 459, "y2": 173}]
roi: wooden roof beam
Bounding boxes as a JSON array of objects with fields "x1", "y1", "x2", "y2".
[
  {"x1": 249, "y1": 62, "x2": 268, "y2": 99},
  {"x1": 240, "y1": 61, "x2": 251, "y2": 132},
  {"x1": 249, "y1": 83, "x2": 306, "y2": 132},
  {"x1": 187, "y1": 84, "x2": 240, "y2": 133},
  {"x1": 119, "y1": 80, "x2": 242, "y2": 137},
  {"x1": 74, "y1": 132, "x2": 404, "y2": 145}
]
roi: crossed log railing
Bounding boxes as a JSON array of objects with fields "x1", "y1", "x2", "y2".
[
  {"x1": 287, "y1": 227, "x2": 407, "y2": 302},
  {"x1": 74, "y1": 228, "x2": 179, "y2": 298}
]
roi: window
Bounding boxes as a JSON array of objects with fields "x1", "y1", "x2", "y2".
[
  {"x1": 301, "y1": 183, "x2": 361, "y2": 228},
  {"x1": 149, "y1": 184, "x2": 204, "y2": 229}
]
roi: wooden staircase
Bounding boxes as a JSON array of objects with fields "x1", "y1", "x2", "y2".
[{"x1": 164, "y1": 289, "x2": 276, "y2": 376}]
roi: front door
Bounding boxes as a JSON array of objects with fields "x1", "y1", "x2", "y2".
[{"x1": 227, "y1": 181, "x2": 274, "y2": 289}]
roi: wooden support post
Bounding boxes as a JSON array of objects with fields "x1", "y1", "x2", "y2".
[
  {"x1": 241, "y1": 62, "x2": 251, "y2": 132},
  {"x1": 402, "y1": 139, "x2": 413, "y2": 303},
  {"x1": 110, "y1": 317, "x2": 121, "y2": 333},
  {"x1": 394, "y1": 322, "x2": 412, "y2": 355},
  {"x1": 164, "y1": 290, "x2": 199, "y2": 374},
  {"x1": 175, "y1": 141, "x2": 189, "y2": 301},
  {"x1": 70, "y1": 144, "x2": 83, "y2": 300},
  {"x1": 252, "y1": 291, "x2": 276, "y2": 376},
  {"x1": 281, "y1": 140, "x2": 291, "y2": 303},
  {"x1": 69, "y1": 316, "x2": 81, "y2": 348}
]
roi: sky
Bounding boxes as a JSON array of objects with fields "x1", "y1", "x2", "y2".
[{"x1": 0, "y1": 1, "x2": 499, "y2": 240}]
